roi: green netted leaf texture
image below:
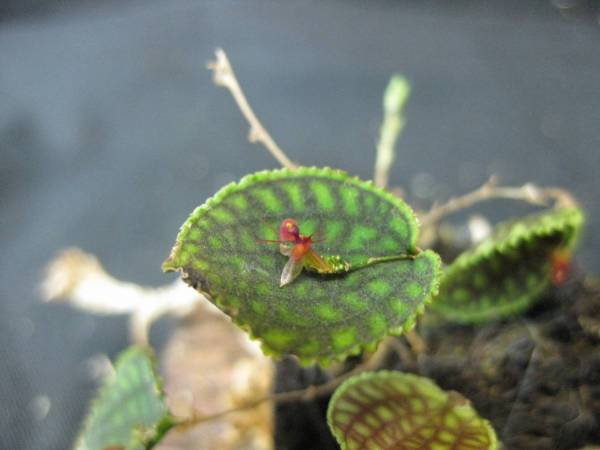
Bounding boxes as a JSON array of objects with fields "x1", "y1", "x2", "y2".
[
  {"x1": 164, "y1": 167, "x2": 441, "y2": 365},
  {"x1": 433, "y1": 207, "x2": 584, "y2": 323},
  {"x1": 74, "y1": 346, "x2": 173, "y2": 450},
  {"x1": 327, "y1": 370, "x2": 497, "y2": 450}
]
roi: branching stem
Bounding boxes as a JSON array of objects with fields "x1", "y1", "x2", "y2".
[
  {"x1": 207, "y1": 49, "x2": 297, "y2": 170},
  {"x1": 420, "y1": 175, "x2": 578, "y2": 226}
]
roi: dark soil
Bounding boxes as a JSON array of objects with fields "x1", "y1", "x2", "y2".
[
  {"x1": 274, "y1": 276, "x2": 600, "y2": 449},
  {"x1": 274, "y1": 358, "x2": 340, "y2": 450}
]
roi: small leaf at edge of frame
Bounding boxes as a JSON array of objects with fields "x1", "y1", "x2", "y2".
[{"x1": 74, "y1": 346, "x2": 173, "y2": 450}]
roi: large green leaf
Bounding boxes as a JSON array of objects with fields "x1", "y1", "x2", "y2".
[
  {"x1": 327, "y1": 371, "x2": 497, "y2": 450},
  {"x1": 163, "y1": 167, "x2": 441, "y2": 365},
  {"x1": 432, "y1": 207, "x2": 584, "y2": 323},
  {"x1": 74, "y1": 346, "x2": 173, "y2": 450}
]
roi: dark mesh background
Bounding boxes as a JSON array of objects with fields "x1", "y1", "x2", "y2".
[{"x1": 1, "y1": 1, "x2": 600, "y2": 449}]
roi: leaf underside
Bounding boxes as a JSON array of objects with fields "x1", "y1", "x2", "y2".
[
  {"x1": 164, "y1": 167, "x2": 441, "y2": 365},
  {"x1": 433, "y1": 207, "x2": 584, "y2": 324},
  {"x1": 327, "y1": 370, "x2": 498, "y2": 450},
  {"x1": 74, "y1": 346, "x2": 172, "y2": 450}
]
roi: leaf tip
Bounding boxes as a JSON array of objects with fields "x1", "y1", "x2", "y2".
[
  {"x1": 162, "y1": 243, "x2": 183, "y2": 273},
  {"x1": 161, "y1": 256, "x2": 178, "y2": 273}
]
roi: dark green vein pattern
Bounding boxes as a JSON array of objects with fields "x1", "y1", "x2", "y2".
[
  {"x1": 74, "y1": 346, "x2": 172, "y2": 450},
  {"x1": 433, "y1": 207, "x2": 584, "y2": 324},
  {"x1": 327, "y1": 371, "x2": 497, "y2": 450},
  {"x1": 163, "y1": 167, "x2": 441, "y2": 365}
]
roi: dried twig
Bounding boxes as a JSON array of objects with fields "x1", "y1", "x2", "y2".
[
  {"x1": 41, "y1": 248, "x2": 209, "y2": 344},
  {"x1": 420, "y1": 175, "x2": 578, "y2": 226},
  {"x1": 207, "y1": 49, "x2": 297, "y2": 170}
]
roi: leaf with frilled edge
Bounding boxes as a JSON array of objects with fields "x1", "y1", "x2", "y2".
[
  {"x1": 327, "y1": 370, "x2": 498, "y2": 450},
  {"x1": 433, "y1": 207, "x2": 584, "y2": 324},
  {"x1": 74, "y1": 346, "x2": 173, "y2": 450},
  {"x1": 163, "y1": 167, "x2": 441, "y2": 365}
]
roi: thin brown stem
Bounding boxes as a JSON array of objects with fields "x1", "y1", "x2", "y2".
[
  {"x1": 178, "y1": 370, "x2": 349, "y2": 429},
  {"x1": 207, "y1": 49, "x2": 297, "y2": 170},
  {"x1": 420, "y1": 175, "x2": 578, "y2": 226},
  {"x1": 404, "y1": 329, "x2": 427, "y2": 354},
  {"x1": 178, "y1": 339, "x2": 393, "y2": 429}
]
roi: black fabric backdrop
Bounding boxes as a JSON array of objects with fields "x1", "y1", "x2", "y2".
[{"x1": 1, "y1": 1, "x2": 600, "y2": 449}]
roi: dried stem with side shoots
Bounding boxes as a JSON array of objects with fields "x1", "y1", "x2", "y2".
[
  {"x1": 420, "y1": 175, "x2": 578, "y2": 226},
  {"x1": 207, "y1": 49, "x2": 297, "y2": 170},
  {"x1": 41, "y1": 248, "x2": 208, "y2": 344}
]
